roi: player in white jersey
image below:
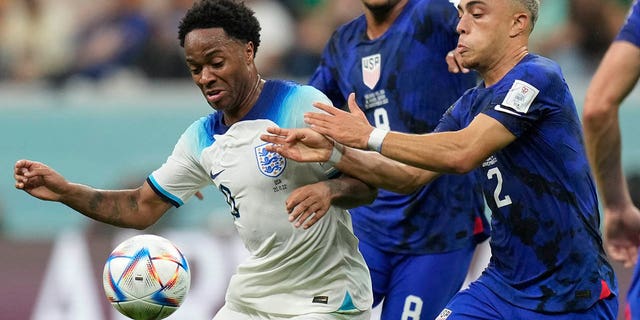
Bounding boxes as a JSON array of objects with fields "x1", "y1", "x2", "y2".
[{"x1": 13, "y1": 0, "x2": 376, "y2": 318}]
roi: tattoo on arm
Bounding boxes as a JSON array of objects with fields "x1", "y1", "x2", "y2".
[{"x1": 89, "y1": 191, "x2": 104, "y2": 212}]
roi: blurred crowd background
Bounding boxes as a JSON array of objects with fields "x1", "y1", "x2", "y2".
[
  {"x1": 2, "y1": 0, "x2": 640, "y2": 319},
  {"x1": 0, "y1": 0, "x2": 634, "y2": 85}
]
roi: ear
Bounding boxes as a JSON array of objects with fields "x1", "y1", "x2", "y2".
[
  {"x1": 245, "y1": 41, "x2": 255, "y2": 64},
  {"x1": 509, "y1": 12, "x2": 530, "y2": 37}
]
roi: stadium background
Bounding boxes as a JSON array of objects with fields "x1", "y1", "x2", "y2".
[{"x1": 1, "y1": 0, "x2": 639, "y2": 319}]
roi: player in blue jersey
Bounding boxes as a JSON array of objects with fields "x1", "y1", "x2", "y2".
[
  {"x1": 583, "y1": 1, "x2": 640, "y2": 319},
  {"x1": 261, "y1": 0, "x2": 619, "y2": 318},
  {"x1": 13, "y1": 1, "x2": 378, "y2": 319},
  {"x1": 302, "y1": 0, "x2": 489, "y2": 319}
]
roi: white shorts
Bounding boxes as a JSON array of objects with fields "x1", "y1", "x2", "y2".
[{"x1": 213, "y1": 302, "x2": 371, "y2": 320}]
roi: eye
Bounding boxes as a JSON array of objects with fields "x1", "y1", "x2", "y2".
[
  {"x1": 469, "y1": 7, "x2": 485, "y2": 18},
  {"x1": 189, "y1": 66, "x2": 202, "y2": 75}
]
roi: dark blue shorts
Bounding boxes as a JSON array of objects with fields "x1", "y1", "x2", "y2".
[
  {"x1": 360, "y1": 240, "x2": 476, "y2": 320},
  {"x1": 437, "y1": 280, "x2": 618, "y2": 320}
]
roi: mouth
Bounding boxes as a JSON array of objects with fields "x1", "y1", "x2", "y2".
[
  {"x1": 204, "y1": 89, "x2": 223, "y2": 104},
  {"x1": 456, "y1": 44, "x2": 468, "y2": 55}
]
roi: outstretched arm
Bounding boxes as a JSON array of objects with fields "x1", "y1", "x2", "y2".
[
  {"x1": 261, "y1": 127, "x2": 440, "y2": 193},
  {"x1": 582, "y1": 41, "x2": 640, "y2": 267},
  {"x1": 305, "y1": 94, "x2": 516, "y2": 174},
  {"x1": 14, "y1": 159, "x2": 172, "y2": 229}
]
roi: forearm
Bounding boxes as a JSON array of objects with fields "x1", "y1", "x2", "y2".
[
  {"x1": 381, "y1": 131, "x2": 469, "y2": 173},
  {"x1": 583, "y1": 41, "x2": 640, "y2": 212},
  {"x1": 336, "y1": 147, "x2": 439, "y2": 194},
  {"x1": 584, "y1": 110, "x2": 632, "y2": 211},
  {"x1": 326, "y1": 175, "x2": 377, "y2": 209},
  {"x1": 60, "y1": 183, "x2": 161, "y2": 229}
]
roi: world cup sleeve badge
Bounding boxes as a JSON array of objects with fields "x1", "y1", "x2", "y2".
[{"x1": 502, "y1": 80, "x2": 539, "y2": 114}]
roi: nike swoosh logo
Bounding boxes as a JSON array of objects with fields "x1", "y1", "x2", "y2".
[{"x1": 210, "y1": 169, "x2": 225, "y2": 179}]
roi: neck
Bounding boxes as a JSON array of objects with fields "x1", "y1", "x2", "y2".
[
  {"x1": 223, "y1": 74, "x2": 263, "y2": 125},
  {"x1": 481, "y1": 46, "x2": 529, "y2": 87}
]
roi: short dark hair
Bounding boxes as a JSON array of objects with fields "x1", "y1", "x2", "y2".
[{"x1": 178, "y1": 0, "x2": 261, "y2": 56}]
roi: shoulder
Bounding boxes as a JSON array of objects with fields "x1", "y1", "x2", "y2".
[
  {"x1": 179, "y1": 114, "x2": 217, "y2": 153},
  {"x1": 616, "y1": 1, "x2": 640, "y2": 47},
  {"x1": 504, "y1": 55, "x2": 565, "y2": 93},
  {"x1": 327, "y1": 15, "x2": 366, "y2": 46},
  {"x1": 269, "y1": 79, "x2": 329, "y2": 102}
]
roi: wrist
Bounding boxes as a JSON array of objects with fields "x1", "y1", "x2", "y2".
[
  {"x1": 367, "y1": 128, "x2": 388, "y2": 152},
  {"x1": 325, "y1": 142, "x2": 344, "y2": 167}
]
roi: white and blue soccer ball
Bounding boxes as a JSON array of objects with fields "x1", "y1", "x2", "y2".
[{"x1": 103, "y1": 234, "x2": 191, "y2": 320}]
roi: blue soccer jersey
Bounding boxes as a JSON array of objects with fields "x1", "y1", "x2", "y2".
[
  {"x1": 309, "y1": 0, "x2": 487, "y2": 254},
  {"x1": 616, "y1": 0, "x2": 640, "y2": 47},
  {"x1": 436, "y1": 54, "x2": 617, "y2": 312}
]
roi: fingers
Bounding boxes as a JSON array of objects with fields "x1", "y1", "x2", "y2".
[
  {"x1": 289, "y1": 206, "x2": 327, "y2": 229},
  {"x1": 266, "y1": 126, "x2": 289, "y2": 136},
  {"x1": 286, "y1": 185, "x2": 330, "y2": 229},
  {"x1": 288, "y1": 201, "x2": 322, "y2": 228},
  {"x1": 446, "y1": 50, "x2": 470, "y2": 74},
  {"x1": 446, "y1": 51, "x2": 460, "y2": 73},
  {"x1": 347, "y1": 93, "x2": 366, "y2": 118},
  {"x1": 300, "y1": 212, "x2": 324, "y2": 229},
  {"x1": 260, "y1": 133, "x2": 287, "y2": 145},
  {"x1": 607, "y1": 243, "x2": 639, "y2": 268},
  {"x1": 312, "y1": 101, "x2": 337, "y2": 114},
  {"x1": 14, "y1": 160, "x2": 36, "y2": 188}
]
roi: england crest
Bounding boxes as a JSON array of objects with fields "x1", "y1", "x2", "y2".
[
  {"x1": 362, "y1": 53, "x2": 381, "y2": 90},
  {"x1": 255, "y1": 143, "x2": 286, "y2": 177}
]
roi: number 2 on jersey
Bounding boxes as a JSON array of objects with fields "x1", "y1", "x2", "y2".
[{"x1": 487, "y1": 167, "x2": 512, "y2": 208}]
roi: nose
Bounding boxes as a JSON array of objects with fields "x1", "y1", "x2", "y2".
[
  {"x1": 198, "y1": 65, "x2": 216, "y2": 86},
  {"x1": 456, "y1": 14, "x2": 467, "y2": 35}
]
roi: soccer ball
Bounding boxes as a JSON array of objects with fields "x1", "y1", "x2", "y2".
[{"x1": 103, "y1": 234, "x2": 191, "y2": 320}]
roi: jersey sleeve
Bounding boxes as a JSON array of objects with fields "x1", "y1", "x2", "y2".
[
  {"x1": 308, "y1": 31, "x2": 348, "y2": 108},
  {"x1": 281, "y1": 85, "x2": 333, "y2": 129},
  {"x1": 481, "y1": 63, "x2": 564, "y2": 138},
  {"x1": 285, "y1": 85, "x2": 340, "y2": 178},
  {"x1": 616, "y1": 0, "x2": 640, "y2": 47},
  {"x1": 147, "y1": 119, "x2": 211, "y2": 207},
  {"x1": 434, "y1": 99, "x2": 465, "y2": 133}
]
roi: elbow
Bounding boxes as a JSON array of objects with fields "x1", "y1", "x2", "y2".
[
  {"x1": 446, "y1": 152, "x2": 478, "y2": 175},
  {"x1": 121, "y1": 220, "x2": 154, "y2": 230},
  {"x1": 126, "y1": 210, "x2": 160, "y2": 230},
  {"x1": 391, "y1": 170, "x2": 433, "y2": 194},
  {"x1": 582, "y1": 96, "x2": 616, "y2": 131}
]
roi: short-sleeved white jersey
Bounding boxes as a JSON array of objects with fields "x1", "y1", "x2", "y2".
[{"x1": 148, "y1": 80, "x2": 372, "y2": 315}]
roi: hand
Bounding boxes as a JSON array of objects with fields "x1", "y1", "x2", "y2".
[
  {"x1": 261, "y1": 127, "x2": 334, "y2": 162},
  {"x1": 446, "y1": 50, "x2": 470, "y2": 74},
  {"x1": 14, "y1": 159, "x2": 69, "y2": 201},
  {"x1": 604, "y1": 205, "x2": 640, "y2": 268},
  {"x1": 305, "y1": 93, "x2": 373, "y2": 149},
  {"x1": 285, "y1": 181, "x2": 333, "y2": 229}
]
